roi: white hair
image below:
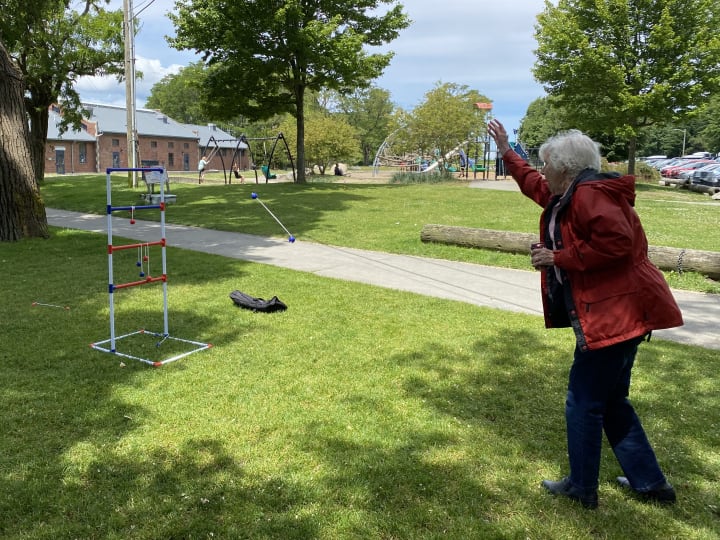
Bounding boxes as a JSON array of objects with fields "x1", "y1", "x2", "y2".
[{"x1": 539, "y1": 130, "x2": 601, "y2": 178}]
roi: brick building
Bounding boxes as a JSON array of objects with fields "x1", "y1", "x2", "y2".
[
  {"x1": 44, "y1": 103, "x2": 249, "y2": 176},
  {"x1": 46, "y1": 109, "x2": 97, "y2": 175}
]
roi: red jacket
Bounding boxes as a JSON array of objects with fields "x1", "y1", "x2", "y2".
[{"x1": 503, "y1": 150, "x2": 683, "y2": 350}]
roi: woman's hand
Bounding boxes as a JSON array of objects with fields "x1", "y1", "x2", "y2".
[
  {"x1": 531, "y1": 246, "x2": 555, "y2": 269},
  {"x1": 488, "y1": 119, "x2": 511, "y2": 155}
]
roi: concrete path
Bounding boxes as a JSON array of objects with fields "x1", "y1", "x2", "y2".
[{"x1": 46, "y1": 208, "x2": 720, "y2": 350}]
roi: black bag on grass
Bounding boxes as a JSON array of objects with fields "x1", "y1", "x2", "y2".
[{"x1": 230, "y1": 290, "x2": 287, "y2": 313}]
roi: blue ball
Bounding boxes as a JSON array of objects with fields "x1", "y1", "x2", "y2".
[
  {"x1": 251, "y1": 192, "x2": 258, "y2": 199},
  {"x1": 289, "y1": 236, "x2": 295, "y2": 243}
]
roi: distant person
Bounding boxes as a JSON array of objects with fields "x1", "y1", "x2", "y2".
[
  {"x1": 198, "y1": 155, "x2": 208, "y2": 184},
  {"x1": 232, "y1": 163, "x2": 245, "y2": 184},
  {"x1": 334, "y1": 163, "x2": 343, "y2": 176},
  {"x1": 487, "y1": 118, "x2": 683, "y2": 509}
]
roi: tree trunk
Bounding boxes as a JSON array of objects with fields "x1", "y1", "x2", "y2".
[
  {"x1": 27, "y1": 100, "x2": 50, "y2": 185},
  {"x1": 627, "y1": 135, "x2": 637, "y2": 176},
  {"x1": 420, "y1": 225, "x2": 720, "y2": 280},
  {"x1": 0, "y1": 40, "x2": 49, "y2": 241},
  {"x1": 295, "y1": 84, "x2": 306, "y2": 184}
]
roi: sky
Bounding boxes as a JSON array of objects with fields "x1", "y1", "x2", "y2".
[{"x1": 76, "y1": 0, "x2": 548, "y2": 135}]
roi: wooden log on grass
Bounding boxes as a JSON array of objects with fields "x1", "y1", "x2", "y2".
[
  {"x1": 421, "y1": 224, "x2": 538, "y2": 253},
  {"x1": 420, "y1": 224, "x2": 720, "y2": 280}
]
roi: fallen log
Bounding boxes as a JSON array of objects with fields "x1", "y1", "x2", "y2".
[{"x1": 420, "y1": 224, "x2": 720, "y2": 280}]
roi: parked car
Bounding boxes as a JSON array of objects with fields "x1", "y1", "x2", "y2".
[
  {"x1": 690, "y1": 162, "x2": 720, "y2": 185},
  {"x1": 694, "y1": 167, "x2": 720, "y2": 189},
  {"x1": 658, "y1": 158, "x2": 693, "y2": 175},
  {"x1": 663, "y1": 160, "x2": 715, "y2": 179}
]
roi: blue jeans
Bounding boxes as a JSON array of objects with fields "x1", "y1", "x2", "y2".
[{"x1": 565, "y1": 337, "x2": 668, "y2": 493}]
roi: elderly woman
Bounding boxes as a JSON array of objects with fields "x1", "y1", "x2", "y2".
[{"x1": 487, "y1": 119, "x2": 683, "y2": 509}]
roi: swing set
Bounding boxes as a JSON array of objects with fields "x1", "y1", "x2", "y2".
[{"x1": 202, "y1": 133, "x2": 296, "y2": 184}]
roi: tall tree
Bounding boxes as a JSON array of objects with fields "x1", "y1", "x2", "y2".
[
  {"x1": 0, "y1": 40, "x2": 48, "y2": 241},
  {"x1": 145, "y1": 61, "x2": 209, "y2": 124},
  {"x1": 169, "y1": 0, "x2": 410, "y2": 183},
  {"x1": 0, "y1": 0, "x2": 124, "y2": 182},
  {"x1": 279, "y1": 110, "x2": 361, "y2": 174},
  {"x1": 698, "y1": 96, "x2": 720, "y2": 155},
  {"x1": 517, "y1": 96, "x2": 570, "y2": 148},
  {"x1": 407, "y1": 82, "x2": 491, "y2": 173},
  {"x1": 533, "y1": 0, "x2": 720, "y2": 174},
  {"x1": 337, "y1": 86, "x2": 395, "y2": 165}
]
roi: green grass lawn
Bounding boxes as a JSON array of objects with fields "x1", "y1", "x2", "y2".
[
  {"x1": 0, "y1": 175, "x2": 718, "y2": 538},
  {"x1": 41, "y1": 173, "x2": 720, "y2": 293}
]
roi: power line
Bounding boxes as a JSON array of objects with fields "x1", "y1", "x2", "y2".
[{"x1": 134, "y1": 0, "x2": 157, "y2": 17}]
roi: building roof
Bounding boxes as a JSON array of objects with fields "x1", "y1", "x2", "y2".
[
  {"x1": 58, "y1": 102, "x2": 249, "y2": 150},
  {"x1": 82, "y1": 102, "x2": 199, "y2": 140},
  {"x1": 47, "y1": 110, "x2": 95, "y2": 142},
  {"x1": 189, "y1": 122, "x2": 248, "y2": 150}
]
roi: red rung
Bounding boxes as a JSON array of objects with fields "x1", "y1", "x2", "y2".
[
  {"x1": 113, "y1": 275, "x2": 165, "y2": 290},
  {"x1": 110, "y1": 240, "x2": 164, "y2": 252}
]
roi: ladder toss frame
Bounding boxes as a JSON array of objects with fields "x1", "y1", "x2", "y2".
[{"x1": 91, "y1": 167, "x2": 211, "y2": 366}]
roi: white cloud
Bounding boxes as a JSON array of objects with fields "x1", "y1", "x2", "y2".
[
  {"x1": 77, "y1": 0, "x2": 548, "y2": 133},
  {"x1": 75, "y1": 54, "x2": 185, "y2": 107}
]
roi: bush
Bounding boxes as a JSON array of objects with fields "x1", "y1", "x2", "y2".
[
  {"x1": 603, "y1": 159, "x2": 661, "y2": 183},
  {"x1": 390, "y1": 170, "x2": 457, "y2": 184}
]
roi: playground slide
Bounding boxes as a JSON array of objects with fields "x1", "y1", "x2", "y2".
[{"x1": 418, "y1": 141, "x2": 469, "y2": 172}]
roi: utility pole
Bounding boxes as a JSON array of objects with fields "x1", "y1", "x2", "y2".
[
  {"x1": 123, "y1": 0, "x2": 137, "y2": 186},
  {"x1": 672, "y1": 128, "x2": 687, "y2": 157}
]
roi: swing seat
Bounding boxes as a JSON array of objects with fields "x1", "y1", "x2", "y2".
[{"x1": 261, "y1": 165, "x2": 277, "y2": 180}]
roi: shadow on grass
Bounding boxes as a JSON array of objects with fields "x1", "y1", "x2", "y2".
[{"x1": 3, "y1": 228, "x2": 719, "y2": 538}]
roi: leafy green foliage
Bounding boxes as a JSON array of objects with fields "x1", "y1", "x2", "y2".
[
  {"x1": 533, "y1": 0, "x2": 720, "y2": 169},
  {"x1": 406, "y1": 83, "x2": 491, "y2": 166},
  {"x1": 145, "y1": 62, "x2": 209, "y2": 124},
  {"x1": 168, "y1": 0, "x2": 410, "y2": 182},
  {"x1": 698, "y1": 95, "x2": 720, "y2": 153},
  {"x1": 337, "y1": 86, "x2": 395, "y2": 165},
  {"x1": 279, "y1": 110, "x2": 362, "y2": 174},
  {"x1": 517, "y1": 96, "x2": 571, "y2": 148},
  {"x1": 0, "y1": 0, "x2": 124, "y2": 180}
]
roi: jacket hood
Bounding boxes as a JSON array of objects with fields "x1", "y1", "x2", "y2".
[{"x1": 574, "y1": 169, "x2": 636, "y2": 208}]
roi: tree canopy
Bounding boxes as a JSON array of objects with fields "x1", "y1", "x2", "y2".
[
  {"x1": 533, "y1": 0, "x2": 720, "y2": 172},
  {"x1": 336, "y1": 87, "x2": 395, "y2": 166},
  {"x1": 698, "y1": 96, "x2": 720, "y2": 154},
  {"x1": 404, "y1": 82, "x2": 491, "y2": 172},
  {"x1": 0, "y1": 0, "x2": 124, "y2": 182},
  {"x1": 517, "y1": 97, "x2": 571, "y2": 149},
  {"x1": 145, "y1": 62, "x2": 209, "y2": 124},
  {"x1": 280, "y1": 110, "x2": 361, "y2": 174},
  {"x1": 168, "y1": 0, "x2": 410, "y2": 183}
]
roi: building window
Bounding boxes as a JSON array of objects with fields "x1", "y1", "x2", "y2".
[
  {"x1": 112, "y1": 138, "x2": 119, "y2": 147},
  {"x1": 150, "y1": 141, "x2": 158, "y2": 148},
  {"x1": 184, "y1": 142, "x2": 189, "y2": 149},
  {"x1": 168, "y1": 153, "x2": 174, "y2": 167},
  {"x1": 79, "y1": 142, "x2": 87, "y2": 163},
  {"x1": 168, "y1": 141, "x2": 174, "y2": 149}
]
